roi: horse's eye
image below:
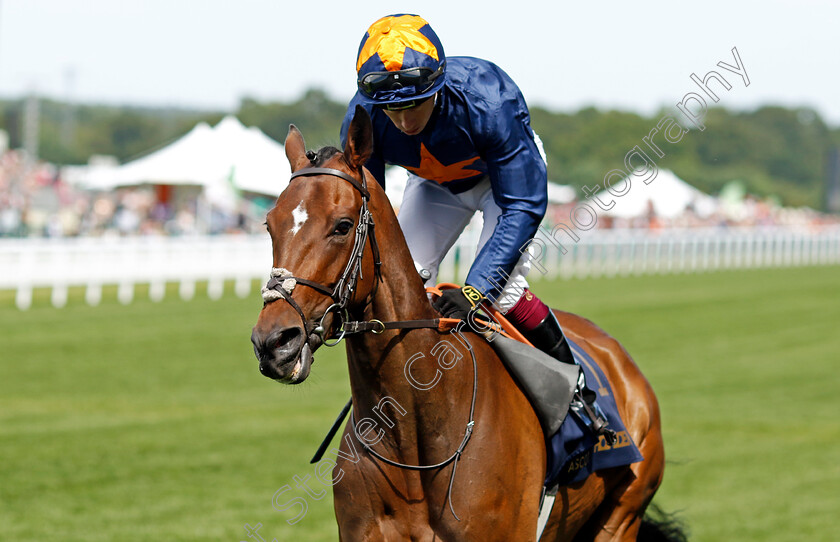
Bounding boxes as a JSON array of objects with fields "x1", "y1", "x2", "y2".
[{"x1": 333, "y1": 219, "x2": 354, "y2": 236}]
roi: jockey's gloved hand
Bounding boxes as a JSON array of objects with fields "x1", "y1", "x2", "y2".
[{"x1": 433, "y1": 286, "x2": 484, "y2": 320}]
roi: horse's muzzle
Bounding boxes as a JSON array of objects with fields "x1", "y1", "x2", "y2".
[{"x1": 251, "y1": 326, "x2": 312, "y2": 384}]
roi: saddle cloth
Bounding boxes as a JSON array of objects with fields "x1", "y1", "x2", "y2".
[
  {"x1": 430, "y1": 287, "x2": 644, "y2": 489},
  {"x1": 487, "y1": 330, "x2": 642, "y2": 489},
  {"x1": 543, "y1": 338, "x2": 644, "y2": 488}
]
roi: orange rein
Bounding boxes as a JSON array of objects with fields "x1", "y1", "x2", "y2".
[{"x1": 426, "y1": 283, "x2": 533, "y2": 347}]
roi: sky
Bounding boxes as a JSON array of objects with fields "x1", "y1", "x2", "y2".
[{"x1": 1, "y1": 0, "x2": 839, "y2": 126}]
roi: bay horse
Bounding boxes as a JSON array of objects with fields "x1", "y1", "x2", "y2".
[{"x1": 251, "y1": 106, "x2": 671, "y2": 541}]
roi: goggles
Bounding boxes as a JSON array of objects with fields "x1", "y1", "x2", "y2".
[{"x1": 358, "y1": 61, "x2": 445, "y2": 99}]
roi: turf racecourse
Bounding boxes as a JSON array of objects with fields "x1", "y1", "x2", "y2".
[{"x1": 1, "y1": 266, "x2": 838, "y2": 542}]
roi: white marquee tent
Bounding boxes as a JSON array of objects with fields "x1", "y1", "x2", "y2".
[
  {"x1": 595, "y1": 169, "x2": 716, "y2": 219},
  {"x1": 65, "y1": 116, "x2": 291, "y2": 209}
]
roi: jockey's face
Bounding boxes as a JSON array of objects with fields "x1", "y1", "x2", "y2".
[{"x1": 381, "y1": 94, "x2": 436, "y2": 136}]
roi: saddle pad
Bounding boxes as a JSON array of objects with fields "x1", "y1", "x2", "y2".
[{"x1": 544, "y1": 338, "x2": 644, "y2": 488}]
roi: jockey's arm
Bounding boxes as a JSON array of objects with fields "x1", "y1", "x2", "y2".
[{"x1": 465, "y1": 97, "x2": 548, "y2": 303}]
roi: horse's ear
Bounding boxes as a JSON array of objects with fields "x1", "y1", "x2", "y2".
[
  {"x1": 343, "y1": 105, "x2": 373, "y2": 170},
  {"x1": 285, "y1": 124, "x2": 310, "y2": 172}
]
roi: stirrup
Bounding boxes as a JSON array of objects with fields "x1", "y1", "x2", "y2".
[{"x1": 572, "y1": 374, "x2": 616, "y2": 445}]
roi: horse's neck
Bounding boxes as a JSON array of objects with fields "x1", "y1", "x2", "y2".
[
  {"x1": 344, "y1": 193, "x2": 464, "y2": 460},
  {"x1": 345, "y1": 193, "x2": 438, "y2": 394}
]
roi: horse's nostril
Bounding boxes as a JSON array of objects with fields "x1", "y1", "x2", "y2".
[
  {"x1": 266, "y1": 327, "x2": 303, "y2": 352},
  {"x1": 252, "y1": 326, "x2": 304, "y2": 364}
]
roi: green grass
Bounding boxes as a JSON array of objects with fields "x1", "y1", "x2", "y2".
[{"x1": 1, "y1": 267, "x2": 838, "y2": 541}]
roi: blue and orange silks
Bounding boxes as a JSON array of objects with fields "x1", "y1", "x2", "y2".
[{"x1": 340, "y1": 56, "x2": 548, "y2": 302}]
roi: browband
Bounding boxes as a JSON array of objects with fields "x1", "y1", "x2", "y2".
[{"x1": 289, "y1": 167, "x2": 370, "y2": 199}]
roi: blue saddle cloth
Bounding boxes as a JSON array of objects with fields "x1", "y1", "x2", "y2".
[{"x1": 544, "y1": 338, "x2": 644, "y2": 488}]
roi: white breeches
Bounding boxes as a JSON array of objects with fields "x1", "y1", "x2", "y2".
[{"x1": 396, "y1": 175, "x2": 531, "y2": 312}]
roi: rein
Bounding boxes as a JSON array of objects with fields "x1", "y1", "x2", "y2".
[{"x1": 349, "y1": 329, "x2": 477, "y2": 521}]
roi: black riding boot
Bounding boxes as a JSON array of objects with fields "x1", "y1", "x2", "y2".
[{"x1": 521, "y1": 311, "x2": 613, "y2": 441}]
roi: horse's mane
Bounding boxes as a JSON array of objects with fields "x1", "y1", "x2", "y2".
[{"x1": 306, "y1": 146, "x2": 341, "y2": 166}]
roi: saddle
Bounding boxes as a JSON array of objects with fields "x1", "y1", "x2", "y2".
[
  {"x1": 427, "y1": 286, "x2": 643, "y2": 491},
  {"x1": 427, "y1": 284, "x2": 585, "y2": 436}
]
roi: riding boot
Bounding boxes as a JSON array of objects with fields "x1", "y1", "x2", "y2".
[{"x1": 520, "y1": 310, "x2": 614, "y2": 442}]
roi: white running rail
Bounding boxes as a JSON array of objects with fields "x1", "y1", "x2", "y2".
[
  {"x1": 0, "y1": 234, "x2": 272, "y2": 310},
  {"x1": 1, "y1": 227, "x2": 839, "y2": 310}
]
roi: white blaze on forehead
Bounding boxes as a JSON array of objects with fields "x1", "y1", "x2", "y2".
[{"x1": 290, "y1": 200, "x2": 308, "y2": 235}]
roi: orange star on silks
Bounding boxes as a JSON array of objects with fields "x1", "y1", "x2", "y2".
[
  {"x1": 404, "y1": 143, "x2": 483, "y2": 184},
  {"x1": 357, "y1": 15, "x2": 439, "y2": 72}
]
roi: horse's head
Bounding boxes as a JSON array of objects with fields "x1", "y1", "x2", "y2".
[{"x1": 251, "y1": 105, "x2": 379, "y2": 384}]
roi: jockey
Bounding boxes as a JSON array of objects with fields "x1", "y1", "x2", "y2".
[{"x1": 340, "y1": 14, "x2": 608, "y2": 434}]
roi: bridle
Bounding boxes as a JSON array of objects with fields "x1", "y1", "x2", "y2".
[
  {"x1": 260, "y1": 162, "x2": 478, "y2": 520},
  {"x1": 261, "y1": 165, "x2": 382, "y2": 348}
]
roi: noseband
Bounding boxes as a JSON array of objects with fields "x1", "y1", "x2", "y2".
[{"x1": 261, "y1": 166, "x2": 382, "y2": 346}]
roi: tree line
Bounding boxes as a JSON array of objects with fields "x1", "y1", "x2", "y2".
[{"x1": 2, "y1": 88, "x2": 838, "y2": 210}]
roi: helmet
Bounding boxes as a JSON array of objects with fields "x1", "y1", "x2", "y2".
[{"x1": 355, "y1": 14, "x2": 446, "y2": 106}]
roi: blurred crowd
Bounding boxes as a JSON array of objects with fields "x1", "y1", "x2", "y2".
[
  {"x1": 2, "y1": 149, "x2": 838, "y2": 239},
  {"x1": 0, "y1": 150, "x2": 266, "y2": 238},
  {"x1": 545, "y1": 197, "x2": 840, "y2": 232}
]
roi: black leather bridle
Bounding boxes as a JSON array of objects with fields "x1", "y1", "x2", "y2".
[{"x1": 261, "y1": 166, "x2": 382, "y2": 349}]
